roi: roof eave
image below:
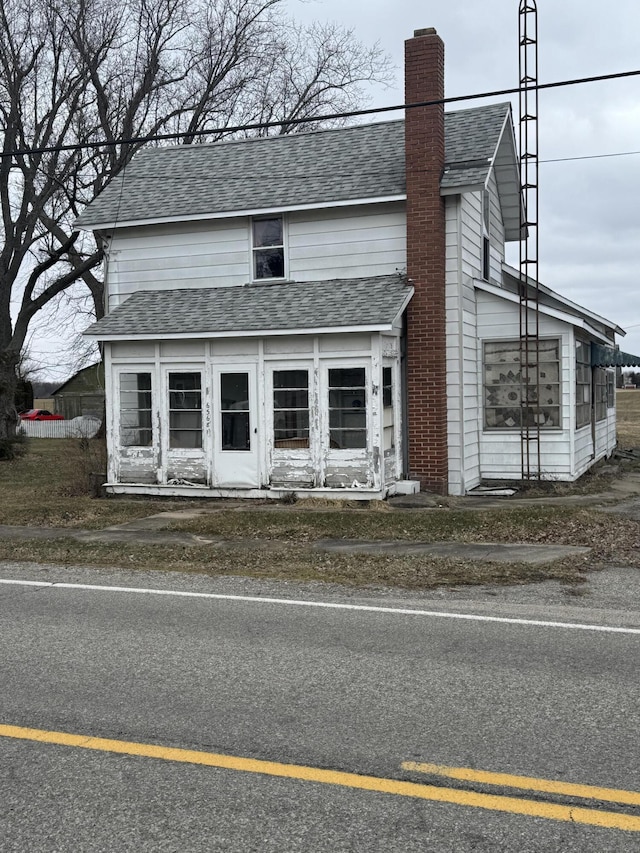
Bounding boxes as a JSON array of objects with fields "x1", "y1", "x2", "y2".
[
  {"x1": 84, "y1": 322, "x2": 399, "y2": 341},
  {"x1": 75, "y1": 194, "x2": 407, "y2": 232}
]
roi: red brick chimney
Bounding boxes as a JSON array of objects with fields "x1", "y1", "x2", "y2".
[{"x1": 404, "y1": 27, "x2": 448, "y2": 493}]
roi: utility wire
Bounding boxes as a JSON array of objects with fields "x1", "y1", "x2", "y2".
[{"x1": 2, "y1": 68, "x2": 640, "y2": 161}]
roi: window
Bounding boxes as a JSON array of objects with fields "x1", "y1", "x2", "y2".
[
  {"x1": 595, "y1": 368, "x2": 607, "y2": 422},
  {"x1": 576, "y1": 340, "x2": 591, "y2": 429},
  {"x1": 169, "y1": 372, "x2": 202, "y2": 448},
  {"x1": 606, "y1": 371, "x2": 615, "y2": 409},
  {"x1": 329, "y1": 367, "x2": 366, "y2": 449},
  {"x1": 120, "y1": 372, "x2": 152, "y2": 446},
  {"x1": 221, "y1": 372, "x2": 250, "y2": 451},
  {"x1": 484, "y1": 340, "x2": 561, "y2": 429},
  {"x1": 481, "y1": 190, "x2": 491, "y2": 281},
  {"x1": 252, "y1": 216, "x2": 285, "y2": 279},
  {"x1": 273, "y1": 370, "x2": 309, "y2": 448},
  {"x1": 382, "y1": 366, "x2": 394, "y2": 450}
]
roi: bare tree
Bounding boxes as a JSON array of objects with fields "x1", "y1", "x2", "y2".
[{"x1": 0, "y1": 0, "x2": 392, "y2": 444}]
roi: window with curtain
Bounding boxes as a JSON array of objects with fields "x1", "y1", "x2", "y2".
[{"x1": 484, "y1": 340, "x2": 561, "y2": 429}]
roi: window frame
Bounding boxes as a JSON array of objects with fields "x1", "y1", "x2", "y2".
[
  {"x1": 575, "y1": 339, "x2": 592, "y2": 430},
  {"x1": 482, "y1": 338, "x2": 562, "y2": 431},
  {"x1": 272, "y1": 368, "x2": 310, "y2": 450},
  {"x1": 168, "y1": 371, "x2": 203, "y2": 450},
  {"x1": 327, "y1": 365, "x2": 368, "y2": 450},
  {"x1": 251, "y1": 215, "x2": 286, "y2": 281},
  {"x1": 119, "y1": 371, "x2": 153, "y2": 447}
]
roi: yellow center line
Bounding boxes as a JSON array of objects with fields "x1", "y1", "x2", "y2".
[
  {"x1": 401, "y1": 761, "x2": 640, "y2": 808},
  {"x1": 1, "y1": 724, "x2": 639, "y2": 833}
]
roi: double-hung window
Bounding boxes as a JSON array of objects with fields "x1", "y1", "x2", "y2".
[{"x1": 252, "y1": 216, "x2": 285, "y2": 280}]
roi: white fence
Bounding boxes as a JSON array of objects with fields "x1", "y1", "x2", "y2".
[{"x1": 19, "y1": 416, "x2": 102, "y2": 439}]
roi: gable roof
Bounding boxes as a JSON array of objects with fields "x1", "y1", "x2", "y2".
[
  {"x1": 83, "y1": 275, "x2": 414, "y2": 340},
  {"x1": 75, "y1": 103, "x2": 515, "y2": 231}
]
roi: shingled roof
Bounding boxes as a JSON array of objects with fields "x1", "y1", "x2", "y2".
[
  {"x1": 76, "y1": 103, "x2": 513, "y2": 230},
  {"x1": 84, "y1": 275, "x2": 414, "y2": 339}
]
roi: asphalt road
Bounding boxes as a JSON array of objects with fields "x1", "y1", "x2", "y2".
[{"x1": 0, "y1": 562, "x2": 639, "y2": 852}]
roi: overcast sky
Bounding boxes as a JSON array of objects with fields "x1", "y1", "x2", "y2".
[
  {"x1": 286, "y1": 0, "x2": 640, "y2": 353},
  {"x1": 28, "y1": 0, "x2": 640, "y2": 380}
]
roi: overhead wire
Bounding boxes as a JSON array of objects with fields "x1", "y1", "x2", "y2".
[{"x1": 0, "y1": 67, "x2": 639, "y2": 161}]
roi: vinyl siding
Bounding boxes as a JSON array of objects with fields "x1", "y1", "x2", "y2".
[{"x1": 106, "y1": 202, "x2": 407, "y2": 308}]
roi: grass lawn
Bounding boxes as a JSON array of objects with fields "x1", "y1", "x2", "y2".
[
  {"x1": 0, "y1": 435, "x2": 639, "y2": 590},
  {"x1": 615, "y1": 389, "x2": 640, "y2": 447}
]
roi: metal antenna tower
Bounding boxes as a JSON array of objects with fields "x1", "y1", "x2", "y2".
[{"x1": 518, "y1": 0, "x2": 541, "y2": 479}]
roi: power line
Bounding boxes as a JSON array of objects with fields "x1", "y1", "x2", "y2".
[{"x1": 2, "y1": 68, "x2": 640, "y2": 161}]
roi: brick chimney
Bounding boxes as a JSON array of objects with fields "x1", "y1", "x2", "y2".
[{"x1": 404, "y1": 28, "x2": 448, "y2": 493}]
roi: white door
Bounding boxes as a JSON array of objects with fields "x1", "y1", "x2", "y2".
[{"x1": 213, "y1": 366, "x2": 260, "y2": 487}]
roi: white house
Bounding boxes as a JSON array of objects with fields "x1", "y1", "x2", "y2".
[{"x1": 78, "y1": 27, "x2": 629, "y2": 499}]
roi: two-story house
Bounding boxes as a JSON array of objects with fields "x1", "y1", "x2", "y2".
[{"x1": 78, "y1": 27, "x2": 626, "y2": 499}]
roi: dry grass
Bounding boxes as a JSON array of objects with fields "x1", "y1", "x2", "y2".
[
  {"x1": 0, "y1": 438, "x2": 197, "y2": 528},
  {"x1": 616, "y1": 389, "x2": 640, "y2": 448},
  {"x1": 0, "y1": 436, "x2": 639, "y2": 590}
]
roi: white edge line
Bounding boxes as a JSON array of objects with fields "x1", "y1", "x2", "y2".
[{"x1": 1, "y1": 578, "x2": 639, "y2": 635}]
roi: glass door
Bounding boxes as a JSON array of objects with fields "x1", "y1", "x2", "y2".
[{"x1": 213, "y1": 366, "x2": 259, "y2": 487}]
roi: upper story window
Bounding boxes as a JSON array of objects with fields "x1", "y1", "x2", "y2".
[{"x1": 252, "y1": 216, "x2": 285, "y2": 280}]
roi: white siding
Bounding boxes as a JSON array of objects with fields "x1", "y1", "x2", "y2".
[
  {"x1": 107, "y1": 219, "x2": 250, "y2": 307},
  {"x1": 288, "y1": 203, "x2": 406, "y2": 281},
  {"x1": 477, "y1": 291, "x2": 576, "y2": 481},
  {"x1": 106, "y1": 202, "x2": 407, "y2": 308},
  {"x1": 445, "y1": 195, "x2": 481, "y2": 495}
]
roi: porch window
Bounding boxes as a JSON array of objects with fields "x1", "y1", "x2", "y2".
[
  {"x1": 169, "y1": 372, "x2": 202, "y2": 448},
  {"x1": 273, "y1": 370, "x2": 309, "y2": 448},
  {"x1": 329, "y1": 367, "x2": 366, "y2": 449},
  {"x1": 252, "y1": 216, "x2": 285, "y2": 279},
  {"x1": 595, "y1": 367, "x2": 607, "y2": 422},
  {"x1": 383, "y1": 366, "x2": 394, "y2": 450},
  {"x1": 483, "y1": 339, "x2": 561, "y2": 429},
  {"x1": 120, "y1": 372, "x2": 152, "y2": 446},
  {"x1": 576, "y1": 340, "x2": 591, "y2": 428}
]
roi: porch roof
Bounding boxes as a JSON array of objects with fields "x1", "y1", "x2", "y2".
[{"x1": 84, "y1": 274, "x2": 413, "y2": 341}]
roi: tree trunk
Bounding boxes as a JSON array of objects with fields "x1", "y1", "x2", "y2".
[{"x1": 0, "y1": 351, "x2": 19, "y2": 442}]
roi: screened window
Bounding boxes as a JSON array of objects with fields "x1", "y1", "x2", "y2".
[
  {"x1": 484, "y1": 340, "x2": 561, "y2": 429},
  {"x1": 382, "y1": 366, "x2": 394, "y2": 450},
  {"x1": 221, "y1": 372, "x2": 250, "y2": 451},
  {"x1": 576, "y1": 340, "x2": 591, "y2": 429},
  {"x1": 273, "y1": 370, "x2": 309, "y2": 448},
  {"x1": 252, "y1": 217, "x2": 284, "y2": 279},
  {"x1": 169, "y1": 372, "x2": 202, "y2": 449},
  {"x1": 120, "y1": 372, "x2": 152, "y2": 446},
  {"x1": 329, "y1": 367, "x2": 366, "y2": 449}
]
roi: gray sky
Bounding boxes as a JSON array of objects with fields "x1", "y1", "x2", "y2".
[
  {"x1": 285, "y1": 0, "x2": 640, "y2": 352},
  {"x1": 28, "y1": 0, "x2": 640, "y2": 380}
]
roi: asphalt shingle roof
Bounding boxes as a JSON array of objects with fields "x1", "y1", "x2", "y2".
[
  {"x1": 76, "y1": 103, "x2": 511, "y2": 228},
  {"x1": 84, "y1": 275, "x2": 413, "y2": 339}
]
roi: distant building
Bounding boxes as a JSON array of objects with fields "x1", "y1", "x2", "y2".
[{"x1": 53, "y1": 363, "x2": 105, "y2": 420}]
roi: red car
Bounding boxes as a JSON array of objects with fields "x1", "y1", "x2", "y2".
[{"x1": 19, "y1": 409, "x2": 64, "y2": 421}]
